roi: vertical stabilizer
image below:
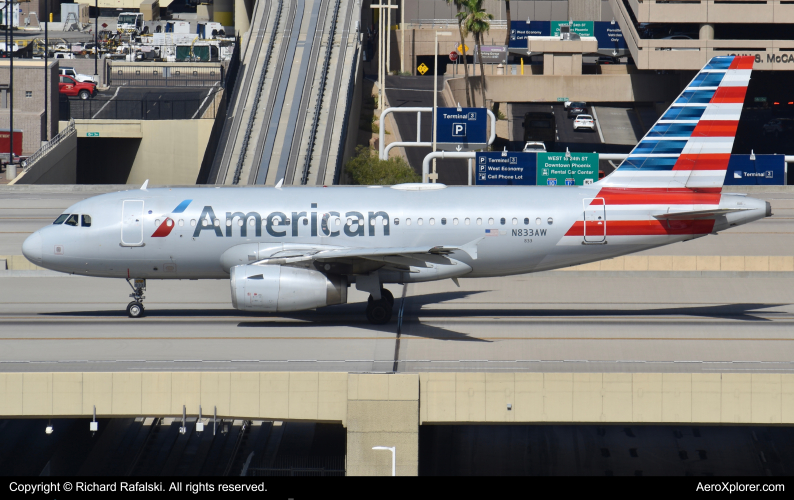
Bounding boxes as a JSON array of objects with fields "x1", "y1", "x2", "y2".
[{"x1": 600, "y1": 55, "x2": 754, "y2": 191}]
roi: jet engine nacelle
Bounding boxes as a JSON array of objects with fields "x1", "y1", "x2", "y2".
[{"x1": 230, "y1": 265, "x2": 347, "y2": 312}]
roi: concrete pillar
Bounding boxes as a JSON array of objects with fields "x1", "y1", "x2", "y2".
[
  {"x1": 213, "y1": 0, "x2": 234, "y2": 27},
  {"x1": 543, "y1": 53, "x2": 554, "y2": 75},
  {"x1": 699, "y1": 23, "x2": 714, "y2": 41},
  {"x1": 234, "y1": 0, "x2": 254, "y2": 36},
  {"x1": 346, "y1": 374, "x2": 419, "y2": 476}
]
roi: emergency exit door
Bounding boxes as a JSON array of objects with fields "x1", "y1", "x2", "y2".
[
  {"x1": 121, "y1": 200, "x2": 145, "y2": 246},
  {"x1": 583, "y1": 198, "x2": 606, "y2": 243}
]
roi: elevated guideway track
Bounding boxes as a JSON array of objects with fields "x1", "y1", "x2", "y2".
[{"x1": 212, "y1": 0, "x2": 360, "y2": 187}]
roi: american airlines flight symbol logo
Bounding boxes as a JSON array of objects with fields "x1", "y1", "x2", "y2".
[{"x1": 151, "y1": 199, "x2": 192, "y2": 237}]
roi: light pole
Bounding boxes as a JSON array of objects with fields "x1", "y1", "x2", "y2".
[
  {"x1": 94, "y1": 0, "x2": 98, "y2": 82},
  {"x1": 44, "y1": 0, "x2": 47, "y2": 141},
  {"x1": 432, "y1": 31, "x2": 452, "y2": 183},
  {"x1": 372, "y1": 446, "x2": 396, "y2": 476},
  {"x1": 370, "y1": 2, "x2": 397, "y2": 112},
  {"x1": 400, "y1": 0, "x2": 404, "y2": 74}
]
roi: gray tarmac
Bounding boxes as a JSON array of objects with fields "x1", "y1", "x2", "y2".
[
  {"x1": 1, "y1": 186, "x2": 793, "y2": 373},
  {"x1": 1, "y1": 272, "x2": 793, "y2": 373}
]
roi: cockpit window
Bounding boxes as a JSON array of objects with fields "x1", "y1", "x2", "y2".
[
  {"x1": 64, "y1": 214, "x2": 79, "y2": 226},
  {"x1": 81, "y1": 215, "x2": 92, "y2": 227},
  {"x1": 53, "y1": 214, "x2": 69, "y2": 224}
]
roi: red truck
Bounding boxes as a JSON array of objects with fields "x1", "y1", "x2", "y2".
[
  {"x1": 0, "y1": 129, "x2": 22, "y2": 157},
  {"x1": 58, "y1": 75, "x2": 97, "y2": 100}
]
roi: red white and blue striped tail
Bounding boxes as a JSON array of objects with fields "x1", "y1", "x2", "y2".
[{"x1": 599, "y1": 55, "x2": 754, "y2": 191}]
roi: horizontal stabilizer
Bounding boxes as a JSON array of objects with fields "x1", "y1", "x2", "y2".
[{"x1": 653, "y1": 208, "x2": 748, "y2": 220}]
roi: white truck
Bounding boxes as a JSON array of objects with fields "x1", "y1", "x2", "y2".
[
  {"x1": 197, "y1": 22, "x2": 225, "y2": 39},
  {"x1": 59, "y1": 66, "x2": 96, "y2": 84},
  {"x1": 117, "y1": 12, "x2": 146, "y2": 34}
]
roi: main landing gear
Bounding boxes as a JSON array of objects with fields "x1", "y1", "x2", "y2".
[
  {"x1": 366, "y1": 288, "x2": 394, "y2": 325},
  {"x1": 126, "y1": 278, "x2": 146, "y2": 318}
]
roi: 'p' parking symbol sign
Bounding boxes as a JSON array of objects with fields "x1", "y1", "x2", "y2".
[{"x1": 452, "y1": 123, "x2": 466, "y2": 137}]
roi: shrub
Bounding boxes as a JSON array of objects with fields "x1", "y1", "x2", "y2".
[{"x1": 345, "y1": 146, "x2": 421, "y2": 185}]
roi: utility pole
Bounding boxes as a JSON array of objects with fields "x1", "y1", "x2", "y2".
[
  {"x1": 386, "y1": 0, "x2": 391, "y2": 76},
  {"x1": 432, "y1": 31, "x2": 452, "y2": 183}
]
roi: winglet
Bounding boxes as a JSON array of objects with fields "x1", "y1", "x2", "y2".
[
  {"x1": 458, "y1": 237, "x2": 484, "y2": 260},
  {"x1": 141, "y1": 179, "x2": 149, "y2": 191},
  {"x1": 275, "y1": 178, "x2": 284, "y2": 189}
]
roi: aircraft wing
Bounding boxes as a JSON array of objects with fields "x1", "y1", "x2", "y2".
[{"x1": 253, "y1": 238, "x2": 484, "y2": 266}]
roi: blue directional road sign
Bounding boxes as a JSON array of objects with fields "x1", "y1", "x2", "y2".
[
  {"x1": 475, "y1": 151, "x2": 537, "y2": 185},
  {"x1": 724, "y1": 155, "x2": 785, "y2": 186},
  {"x1": 436, "y1": 107, "x2": 488, "y2": 151},
  {"x1": 508, "y1": 21, "x2": 551, "y2": 49}
]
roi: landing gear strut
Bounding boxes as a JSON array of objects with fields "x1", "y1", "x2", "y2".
[
  {"x1": 126, "y1": 278, "x2": 146, "y2": 318},
  {"x1": 366, "y1": 288, "x2": 394, "y2": 325}
]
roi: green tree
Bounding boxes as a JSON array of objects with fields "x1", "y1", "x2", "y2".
[
  {"x1": 458, "y1": 0, "x2": 493, "y2": 108},
  {"x1": 345, "y1": 146, "x2": 421, "y2": 185},
  {"x1": 445, "y1": 0, "x2": 474, "y2": 107}
]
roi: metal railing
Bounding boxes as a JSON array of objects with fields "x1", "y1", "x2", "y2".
[
  {"x1": 21, "y1": 119, "x2": 76, "y2": 173},
  {"x1": 109, "y1": 64, "x2": 224, "y2": 87},
  {"x1": 248, "y1": 456, "x2": 345, "y2": 477},
  {"x1": 409, "y1": 19, "x2": 508, "y2": 28},
  {"x1": 65, "y1": 97, "x2": 220, "y2": 120}
]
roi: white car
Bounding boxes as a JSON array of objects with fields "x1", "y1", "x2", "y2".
[
  {"x1": 59, "y1": 67, "x2": 96, "y2": 84},
  {"x1": 573, "y1": 114, "x2": 595, "y2": 131},
  {"x1": 522, "y1": 141, "x2": 546, "y2": 153}
]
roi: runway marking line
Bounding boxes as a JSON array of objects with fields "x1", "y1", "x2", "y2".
[{"x1": 1, "y1": 336, "x2": 794, "y2": 341}]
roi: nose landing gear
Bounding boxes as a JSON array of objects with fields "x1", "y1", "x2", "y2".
[
  {"x1": 366, "y1": 288, "x2": 394, "y2": 325},
  {"x1": 126, "y1": 278, "x2": 146, "y2": 318}
]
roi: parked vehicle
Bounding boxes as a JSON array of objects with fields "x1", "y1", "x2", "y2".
[
  {"x1": 573, "y1": 114, "x2": 596, "y2": 131},
  {"x1": 197, "y1": 22, "x2": 225, "y2": 39},
  {"x1": 567, "y1": 102, "x2": 586, "y2": 118},
  {"x1": 59, "y1": 67, "x2": 96, "y2": 85},
  {"x1": 762, "y1": 118, "x2": 794, "y2": 137},
  {"x1": 58, "y1": 75, "x2": 96, "y2": 100}
]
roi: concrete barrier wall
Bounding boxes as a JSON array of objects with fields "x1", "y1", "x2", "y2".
[
  {"x1": 420, "y1": 373, "x2": 794, "y2": 425},
  {"x1": 9, "y1": 132, "x2": 77, "y2": 185},
  {"x1": 445, "y1": 73, "x2": 685, "y2": 105}
]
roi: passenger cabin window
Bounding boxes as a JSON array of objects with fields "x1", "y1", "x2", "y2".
[
  {"x1": 500, "y1": 218, "x2": 506, "y2": 225},
  {"x1": 476, "y1": 218, "x2": 482, "y2": 225},
  {"x1": 53, "y1": 214, "x2": 69, "y2": 224},
  {"x1": 406, "y1": 218, "x2": 411, "y2": 225},
  {"x1": 418, "y1": 218, "x2": 424, "y2": 226},
  {"x1": 488, "y1": 218, "x2": 494, "y2": 225},
  {"x1": 465, "y1": 218, "x2": 470, "y2": 225},
  {"x1": 178, "y1": 219, "x2": 184, "y2": 226},
  {"x1": 429, "y1": 218, "x2": 435, "y2": 226},
  {"x1": 190, "y1": 219, "x2": 196, "y2": 226},
  {"x1": 524, "y1": 218, "x2": 529, "y2": 225},
  {"x1": 64, "y1": 214, "x2": 78, "y2": 226},
  {"x1": 453, "y1": 218, "x2": 458, "y2": 225},
  {"x1": 394, "y1": 218, "x2": 400, "y2": 225},
  {"x1": 512, "y1": 218, "x2": 518, "y2": 225},
  {"x1": 81, "y1": 215, "x2": 91, "y2": 227}
]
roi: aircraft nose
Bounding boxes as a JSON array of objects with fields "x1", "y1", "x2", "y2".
[{"x1": 22, "y1": 231, "x2": 42, "y2": 264}]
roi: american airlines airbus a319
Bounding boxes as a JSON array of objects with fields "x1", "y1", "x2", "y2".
[{"x1": 22, "y1": 56, "x2": 770, "y2": 323}]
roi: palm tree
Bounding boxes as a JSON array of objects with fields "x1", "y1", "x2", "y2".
[
  {"x1": 445, "y1": 0, "x2": 473, "y2": 107},
  {"x1": 458, "y1": 0, "x2": 493, "y2": 108}
]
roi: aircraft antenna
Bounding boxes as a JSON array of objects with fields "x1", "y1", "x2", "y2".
[{"x1": 140, "y1": 180, "x2": 149, "y2": 190}]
